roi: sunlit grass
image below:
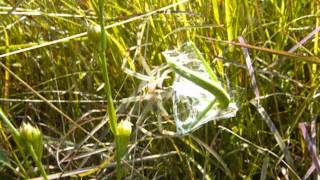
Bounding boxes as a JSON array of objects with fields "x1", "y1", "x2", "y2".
[{"x1": 0, "y1": 0, "x2": 319, "y2": 179}]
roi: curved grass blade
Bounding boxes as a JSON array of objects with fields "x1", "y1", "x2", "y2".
[{"x1": 167, "y1": 59, "x2": 230, "y2": 108}]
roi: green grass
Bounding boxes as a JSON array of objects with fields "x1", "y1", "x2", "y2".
[{"x1": 0, "y1": 0, "x2": 320, "y2": 179}]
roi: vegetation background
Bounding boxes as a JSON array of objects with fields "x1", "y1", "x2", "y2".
[{"x1": 0, "y1": 0, "x2": 320, "y2": 179}]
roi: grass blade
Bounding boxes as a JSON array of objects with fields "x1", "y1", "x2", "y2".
[{"x1": 250, "y1": 101, "x2": 296, "y2": 170}]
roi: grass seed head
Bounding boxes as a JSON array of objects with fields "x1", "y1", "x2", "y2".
[
  {"x1": 19, "y1": 122, "x2": 43, "y2": 159},
  {"x1": 87, "y1": 24, "x2": 101, "y2": 43},
  {"x1": 116, "y1": 120, "x2": 132, "y2": 137}
]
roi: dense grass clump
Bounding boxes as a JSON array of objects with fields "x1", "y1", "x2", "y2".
[{"x1": 0, "y1": 0, "x2": 320, "y2": 179}]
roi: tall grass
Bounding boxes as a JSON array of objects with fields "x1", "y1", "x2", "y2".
[{"x1": 0, "y1": 0, "x2": 319, "y2": 179}]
